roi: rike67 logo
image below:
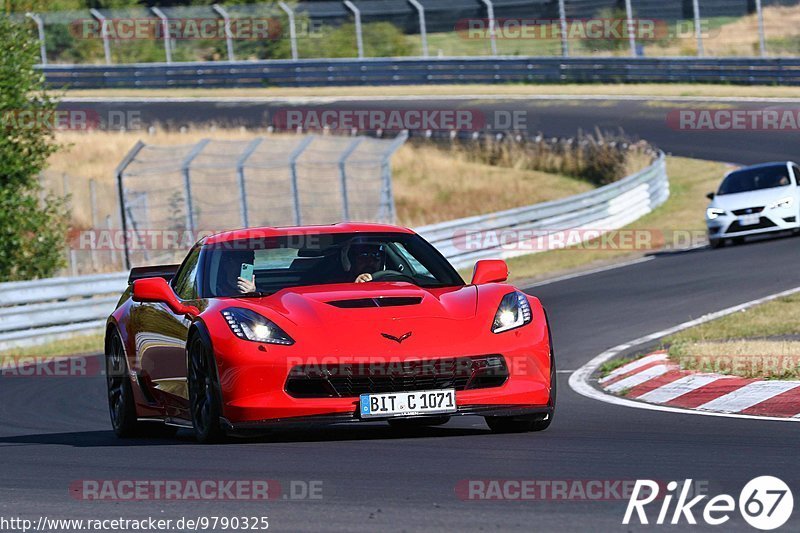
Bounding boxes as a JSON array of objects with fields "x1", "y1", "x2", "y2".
[{"x1": 624, "y1": 476, "x2": 793, "y2": 530}]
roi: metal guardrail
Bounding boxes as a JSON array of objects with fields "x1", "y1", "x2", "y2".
[
  {"x1": 0, "y1": 154, "x2": 667, "y2": 350},
  {"x1": 416, "y1": 152, "x2": 669, "y2": 269},
  {"x1": 41, "y1": 57, "x2": 800, "y2": 88},
  {"x1": 0, "y1": 272, "x2": 127, "y2": 349}
]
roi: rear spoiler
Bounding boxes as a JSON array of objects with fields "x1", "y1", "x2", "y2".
[{"x1": 128, "y1": 264, "x2": 181, "y2": 285}]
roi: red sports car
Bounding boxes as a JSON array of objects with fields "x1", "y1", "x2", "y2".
[{"x1": 105, "y1": 223, "x2": 555, "y2": 442}]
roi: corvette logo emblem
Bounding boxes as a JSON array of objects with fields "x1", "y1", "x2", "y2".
[{"x1": 381, "y1": 331, "x2": 412, "y2": 344}]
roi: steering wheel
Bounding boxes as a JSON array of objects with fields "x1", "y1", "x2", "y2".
[{"x1": 370, "y1": 270, "x2": 416, "y2": 283}]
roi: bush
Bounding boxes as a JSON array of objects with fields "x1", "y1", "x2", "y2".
[
  {"x1": 439, "y1": 131, "x2": 653, "y2": 187},
  {"x1": 0, "y1": 18, "x2": 69, "y2": 281},
  {"x1": 299, "y1": 22, "x2": 412, "y2": 58}
]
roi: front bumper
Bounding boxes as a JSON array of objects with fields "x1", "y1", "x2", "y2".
[
  {"x1": 707, "y1": 207, "x2": 799, "y2": 239},
  {"x1": 221, "y1": 404, "x2": 553, "y2": 432},
  {"x1": 210, "y1": 318, "x2": 552, "y2": 425}
]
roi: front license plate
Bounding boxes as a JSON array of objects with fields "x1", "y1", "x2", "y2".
[
  {"x1": 359, "y1": 389, "x2": 457, "y2": 419},
  {"x1": 738, "y1": 214, "x2": 760, "y2": 226}
]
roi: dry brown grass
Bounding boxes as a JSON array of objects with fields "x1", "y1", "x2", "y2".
[
  {"x1": 45, "y1": 129, "x2": 594, "y2": 229},
  {"x1": 651, "y1": 5, "x2": 800, "y2": 57}
]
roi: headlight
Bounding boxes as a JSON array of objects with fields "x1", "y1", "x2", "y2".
[
  {"x1": 706, "y1": 207, "x2": 726, "y2": 220},
  {"x1": 769, "y1": 196, "x2": 794, "y2": 209},
  {"x1": 221, "y1": 307, "x2": 294, "y2": 345},
  {"x1": 492, "y1": 291, "x2": 532, "y2": 333}
]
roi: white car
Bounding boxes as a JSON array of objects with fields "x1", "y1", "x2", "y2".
[{"x1": 706, "y1": 161, "x2": 800, "y2": 248}]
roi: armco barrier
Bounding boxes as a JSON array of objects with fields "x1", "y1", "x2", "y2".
[
  {"x1": 41, "y1": 57, "x2": 800, "y2": 89},
  {"x1": 0, "y1": 154, "x2": 667, "y2": 350},
  {"x1": 416, "y1": 152, "x2": 668, "y2": 269}
]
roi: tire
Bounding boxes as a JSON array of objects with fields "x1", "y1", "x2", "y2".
[
  {"x1": 188, "y1": 335, "x2": 226, "y2": 444},
  {"x1": 106, "y1": 330, "x2": 141, "y2": 438},
  {"x1": 388, "y1": 416, "x2": 450, "y2": 429},
  {"x1": 106, "y1": 330, "x2": 178, "y2": 439},
  {"x1": 485, "y1": 326, "x2": 557, "y2": 434},
  {"x1": 709, "y1": 238, "x2": 724, "y2": 249}
]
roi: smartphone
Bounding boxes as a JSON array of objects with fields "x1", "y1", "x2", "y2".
[{"x1": 240, "y1": 263, "x2": 254, "y2": 281}]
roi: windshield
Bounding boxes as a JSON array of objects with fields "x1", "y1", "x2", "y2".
[
  {"x1": 717, "y1": 165, "x2": 792, "y2": 195},
  {"x1": 201, "y1": 232, "x2": 464, "y2": 298}
]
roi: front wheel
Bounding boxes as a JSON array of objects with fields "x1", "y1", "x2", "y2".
[
  {"x1": 709, "y1": 238, "x2": 724, "y2": 249},
  {"x1": 486, "y1": 341, "x2": 556, "y2": 434},
  {"x1": 188, "y1": 336, "x2": 225, "y2": 444}
]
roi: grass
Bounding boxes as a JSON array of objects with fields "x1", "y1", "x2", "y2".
[
  {"x1": 503, "y1": 156, "x2": 731, "y2": 283},
  {"x1": 0, "y1": 333, "x2": 104, "y2": 361},
  {"x1": 64, "y1": 83, "x2": 800, "y2": 100},
  {"x1": 663, "y1": 292, "x2": 800, "y2": 379}
]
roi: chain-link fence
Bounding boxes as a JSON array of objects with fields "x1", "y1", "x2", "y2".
[
  {"x1": 116, "y1": 133, "x2": 407, "y2": 268},
  {"x1": 11, "y1": 0, "x2": 800, "y2": 64}
]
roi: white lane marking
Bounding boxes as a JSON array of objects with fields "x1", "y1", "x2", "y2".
[
  {"x1": 569, "y1": 285, "x2": 800, "y2": 423},
  {"x1": 599, "y1": 352, "x2": 667, "y2": 384},
  {"x1": 604, "y1": 364, "x2": 669, "y2": 393},
  {"x1": 637, "y1": 374, "x2": 722, "y2": 404},
  {"x1": 697, "y1": 381, "x2": 800, "y2": 413},
  {"x1": 62, "y1": 95, "x2": 800, "y2": 104},
  {"x1": 526, "y1": 256, "x2": 653, "y2": 289}
]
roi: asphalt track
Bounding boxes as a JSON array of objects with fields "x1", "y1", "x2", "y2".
[{"x1": 1, "y1": 97, "x2": 798, "y2": 532}]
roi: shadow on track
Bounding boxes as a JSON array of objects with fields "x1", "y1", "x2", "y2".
[{"x1": 0, "y1": 423, "x2": 492, "y2": 448}]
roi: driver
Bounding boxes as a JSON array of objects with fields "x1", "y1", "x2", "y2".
[
  {"x1": 342, "y1": 241, "x2": 385, "y2": 283},
  {"x1": 216, "y1": 249, "x2": 256, "y2": 295}
]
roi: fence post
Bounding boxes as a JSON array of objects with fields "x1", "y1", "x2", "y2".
[
  {"x1": 343, "y1": 1, "x2": 364, "y2": 59},
  {"x1": 106, "y1": 215, "x2": 117, "y2": 266},
  {"x1": 89, "y1": 8, "x2": 112, "y2": 65},
  {"x1": 25, "y1": 12, "x2": 47, "y2": 65},
  {"x1": 288, "y1": 136, "x2": 315, "y2": 225},
  {"x1": 89, "y1": 179, "x2": 99, "y2": 271},
  {"x1": 150, "y1": 7, "x2": 172, "y2": 64},
  {"x1": 236, "y1": 137, "x2": 264, "y2": 228},
  {"x1": 115, "y1": 141, "x2": 146, "y2": 270},
  {"x1": 278, "y1": 1, "x2": 299, "y2": 60},
  {"x1": 557, "y1": 0, "x2": 568, "y2": 57},
  {"x1": 180, "y1": 139, "x2": 210, "y2": 234},
  {"x1": 379, "y1": 131, "x2": 408, "y2": 223},
  {"x1": 480, "y1": 0, "x2": 497, "y2": 56},
  {"x1": 212, "y1": 4, "x2": 236, "y2": 61},
  {"x1": 407, "y1": 0, "x2": 428, "y2": 57},
  {"x1": 755, "y1": 0, "x2": 766, "y2": 57},
  {"x1": 623, "y1": 0, "x2": 636, "y2": 57},
  {"x1": 338, "y1": 137, "x2": 364, "y2": 221},
  {"x1": 691, "y1": 0, "x2": 703, "y2": 57}
]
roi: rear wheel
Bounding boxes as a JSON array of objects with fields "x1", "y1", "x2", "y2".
[
  {"x1": 388, "y1": 416, "x2": 450, "y2": 429},
  {"x1": 188, "y1": 335, "x2": 225, "y2": 444},
  {"x1": 106, "y1": 331, "x2": 140, "y2": 438},
  {"x1": 106, "y1": 330, "x2": 178, "y2": 438}
]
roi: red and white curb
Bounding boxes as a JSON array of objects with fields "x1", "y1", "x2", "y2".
[
  {"x1": 600, "y1": 351, "x2": 800, "y2": 418},
  {"x1": 569, "y1": 285, "x2": 800, "y2": 423}
]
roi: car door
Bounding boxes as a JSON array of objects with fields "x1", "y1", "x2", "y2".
[{"x1": 134, "y1": 246, "x2": 201, "y2": 418}]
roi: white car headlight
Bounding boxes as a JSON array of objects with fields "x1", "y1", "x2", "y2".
[
  {"x1": 222, "y1": 307, "x2": 294, "y2": 345},
  {"x1": 492, "y1": 291, "x2": 532, "y2": 333},
  {"x1": 706, "y1": 207, "x2": 726, "y2": 220},
  {"x1": 769, "y1": 196, "x2": 794, "y2": 209}
]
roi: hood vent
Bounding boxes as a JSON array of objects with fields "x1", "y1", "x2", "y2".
[{"x1": 326, "y1": 296, "x2": 423, "y2": 309}]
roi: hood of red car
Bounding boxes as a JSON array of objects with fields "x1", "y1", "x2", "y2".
[{"x1": 253, "y1": 282, "x2": 477, "y2": 325}]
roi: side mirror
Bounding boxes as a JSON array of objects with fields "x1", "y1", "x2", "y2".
[
  {"x1": 706, "y1": 192, "x2": 715, "y2": 200},
  {"x1": 471, "y1": 259, "x2": 509, "y2": 285},
  {"x1": 132, "y1": 277, "x2": 198, "y2": 316}
]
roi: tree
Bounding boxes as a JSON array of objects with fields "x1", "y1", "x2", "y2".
[{"x1": 0, "y1": 17, "x2": 69, "y2": 281}]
